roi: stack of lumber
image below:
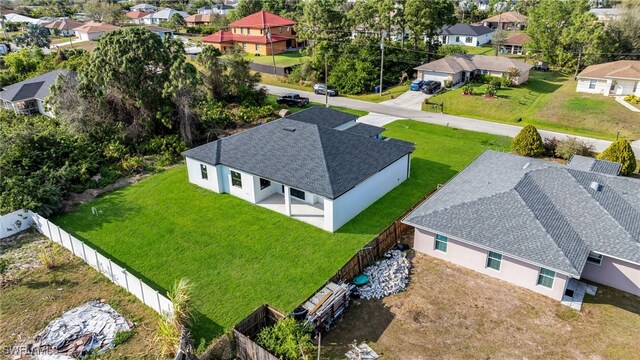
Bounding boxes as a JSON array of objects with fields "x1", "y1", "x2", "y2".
[{"x1": 301, "y1": 281, "x2": 350, "y2": 331}]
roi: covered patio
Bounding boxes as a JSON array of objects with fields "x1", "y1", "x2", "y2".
[{"x1": 257, "y1": 192, "x2": 325, "y2": 229}]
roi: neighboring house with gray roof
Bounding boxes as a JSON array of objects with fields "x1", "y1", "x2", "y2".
[
  {"x1": 403, "y1": 151, "x2": 640, "y2": 300},
  {"x1": 439, "y1": 23, "x2": 493, "y2": 47},
  {"x1": 0, "y1": 69, "x2": 69, "y2": 117},
  {"x1": 576, "y1": 60, "x2": 640, "y2": 97},
  {"x1": 183, "y1": 106, "x2": 414, "y2": 232},
  {"x1": 415, "y1": 55, "x2": 533, "y2": 86}
]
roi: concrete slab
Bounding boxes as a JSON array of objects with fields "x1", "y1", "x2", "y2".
[
  {"x1": 380, "y1": 89, "x2": 428, "y2": 110},
  {"x1": 257, "y1": 193, "x2": 325, "y2": 229},
  {"x1": 356, "y1": 112, "x2": 403, "y2": 127}
]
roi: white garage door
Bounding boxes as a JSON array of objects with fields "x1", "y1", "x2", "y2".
[{"x1": 420, "y1": 71, "x2": 451, "y2": 85}]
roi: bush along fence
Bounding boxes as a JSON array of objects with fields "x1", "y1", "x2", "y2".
[{"x1": 30, "y1": 212, "x2": 173, "y2": 316}]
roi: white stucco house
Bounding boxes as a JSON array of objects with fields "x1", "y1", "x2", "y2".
[
  {"x1": 576, "y1": 60, "x2": 640, "y2": 97},
  {"x1": 439, "y1": 23, "x2": 493, "y2": 47},
  {"x1": 182, "y1": 107, "x2": 414, "y2": 232},
  {"x1": 198, "y1": 4, "x2": 234, "y2": 15},
  {"x1": 141, "y1": 8, "x2": 189, "y2": 25},
  {"x1": 42, "y1": 19, "x2": 84, "y2": 36},
  {"x1": 130, "y1": 3, "x2": 158, "y2": 13},
  {"x1": 404, "y1": 151, "x2": 640, "y2": 305},
  {"x1": 415, "y1": 54, "x2": 533, "y2": 86},
  {"x1": 143, "y1": 25, "x2": 174, "y2": 40},
  {"x1": 73, "y1": 21, "x2": 120, "y2": 41},
  {"x1": 0, "y1": 69, "x2": 71, "y2": 117}
]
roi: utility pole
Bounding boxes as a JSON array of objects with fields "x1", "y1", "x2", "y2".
[
  {"x1": 268, "y1": 25, "x2": 276, "y2": 75},
  {"x1": 574, "y1": 47, "x2": 583, "y2": 80},
  {"x1": 324, "y1": 53, "x2": 329, "y2": 107},
  {"x1": 379, "y1": 31, "x2": 385, "y2": 97}
]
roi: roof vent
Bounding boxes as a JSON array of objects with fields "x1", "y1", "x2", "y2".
[
  {"x1": 522, "y1": 162, "x2": 531, "y2": 170},
  {"x1": 283, "y1": 127, "x2": 296, "y2": 132},
  {"x1": 590, "y1": 181, "x2": 603, "y2": 192}
]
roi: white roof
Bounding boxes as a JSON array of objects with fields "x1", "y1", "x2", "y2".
[
  {"x1": 143, "y1": 8, "x2": 189, "y2": 20},
  {"x1": 131, "y1": 3, "x2": 157, "y2": 11},
  {"x1": 5, "y1": 13, "x2": 44, "y2": 24}
]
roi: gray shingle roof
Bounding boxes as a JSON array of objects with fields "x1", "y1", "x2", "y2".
[
  {"x1": 440, "y1": 23, "x2": 493, "y2": 36},
  {"x1": 285, "y1": 106, "x2": 358, "y2": 129},
  {"x1": 403, "y1": 151, "x2": 640, "y2": 276},
  {"x1": 0, "y1": 69, "x2": 69, "y2": 102},
  {"x1": 183, "y1": 117, "x2": 414, "y2": 199},
  {"x1": 343, "y1": 123, "x2": 385, "y2": 138},
  {"x1": 567, "y1": 155, "x2": 621, "y2": 175}
]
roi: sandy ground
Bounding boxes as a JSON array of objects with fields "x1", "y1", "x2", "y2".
[{"x1": 322, "y1": 249, "x2": 640, "y2": 359}]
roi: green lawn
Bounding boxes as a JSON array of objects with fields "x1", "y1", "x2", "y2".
[
  {"x1": 58, "y1": 40, "x2": 99, "y2": 52},
  {"x1": 463, "y1": 45, "x2": 494, "y2": 55},
  {"x1": 346, "y1": 83, "x2": 411, "y2": 103},
  {"x1": 424, "y1": 71, "x2": 640, "y2": 140},
  {"x1": 247, "y1": 51, "x2": 310, "y2": 67},
  {"x1": 54, "y1": 120, "x2": 511, "y2": 342}
]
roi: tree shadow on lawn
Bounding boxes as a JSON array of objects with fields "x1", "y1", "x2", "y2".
[
  {"x1": 581, "y1": 281, "x2": 640, "y2": 317},
  {"x1": 337, "y1": 158, "x2": 458, "y2": 236}
]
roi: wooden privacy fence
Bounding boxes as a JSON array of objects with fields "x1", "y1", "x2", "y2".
[
  {"x1": 30, "y1": 212, "x2": 173, "y2": 316},
  {"x1": 233, "y1": 305, "x2": 285, "y2": 360}
]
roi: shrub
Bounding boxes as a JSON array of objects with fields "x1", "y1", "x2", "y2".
[
  {"x1": 500, "y1": 76, "x2": 513, "y2": 88},
  {"x1": 490, "y1": 77, "x2": 502, "y2": 89},
  {"x1": 512, "y1": 125, "x2": 545, "y2": 157},
  {"x1": 477, "y1": 74, "x2": 493, "y2": 84},
  {"x1": 554, "y1": 137, "x2": 595, "y2": 160},
  {"x1": 462, "y1": 84, "x2": 474, "y2": 95},
  {"x1": 114, "y1": 330, "x2": 135, "y2": 346},
  {"x1": 485, "y1": 85, "x2": 498, "y2": 98},
  {"x1": 437, "y1": 44, "x2": 468, "y2": 56},
  {"x1": 443, "y1": 79, "x2": 453, "y2": 88},
  {"x1": 624, "y1": 94, "x2": 640, "y2": 104},
  {"x1": 505, "y1": 67, "x2": 521, "y2": 82},
  {"x1": 120, "y1": 155, "x2": 144, "y2": 174},
  {"x1": 39, "y1": 243, "x2": 62, "y2": 270},
  {"x1": 156, "y1": 278, "x2": 195, "y2": 358},
  {"x1": 543, "y1": 137, "x2": 560, "y2": 157},
  {"x1": 597, "y1": 139, "x2": 637, "y2": 175},
  {"x1": 0, "y1": 258, "x2": 10, "y2": 282},
  {"x1": 256, "y1": 317, "x2": 316, "y2": 360}
]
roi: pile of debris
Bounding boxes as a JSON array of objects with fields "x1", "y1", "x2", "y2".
[
  {"x1": 31, "y1": 300, "x2": 133, "y2": 358},
  {"x1": 358, "y1": 250, "x2": 410, "y2": 300},
  {"x1": 345, "y1": 342, "x2": 378, "y2": 360}
]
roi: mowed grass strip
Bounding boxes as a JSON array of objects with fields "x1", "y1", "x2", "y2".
[
  {"x1": 424, "y1": 71, "x2": 640, "y2": 140},
  {"x1": 54, "y1": 120, "x2": 511, "y2": 341}
]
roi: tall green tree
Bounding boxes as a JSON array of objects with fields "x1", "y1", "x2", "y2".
[
  {"x1": 83, "y1": 0, "x2": 122, "y2": 23},
  {"x1": 526, "y1": 0, "x2": 605, "y2": 69},
  {"x1": 13, "y1": 24, "x2": 50, "y2": 48},
  {"x1": 597, "y1": 139, "x2": 637, "y2": 175},
  {"x1": 405, "y1": 0, "x2": 456, "y2": 58},
  {"x1": 492, "y1": 30, "x2": 508, "y2": 55},
  {"x1": 79, "y1": 27, "x2": 172, "y2": 138},
  {"x1": 166, "y1": 13, "x2": 186, "y2": 31},
  {"x1": 197, "y1": 46, "x2": 227, "y2": 100},
  {"x1": 227, "y1": 0, "x2": 263, "y2": 21}
]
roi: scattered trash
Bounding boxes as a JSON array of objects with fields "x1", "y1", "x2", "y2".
[
  {"x1": 357, "y1": 250, "x2": 410, "y2": 299},
  {"x1": 302, "y1": 282, "x2": 351, "y2": 332},
  {"x1": 31, "y1": 300, "x2": 133, "y2": 358},
  {"x1": 345, "y1": 342, "x2": 378, "y2": 360}
]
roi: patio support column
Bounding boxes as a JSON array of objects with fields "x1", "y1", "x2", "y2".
[{"x1": 283, "y1": 185, "x2": 291, "y2": 216}]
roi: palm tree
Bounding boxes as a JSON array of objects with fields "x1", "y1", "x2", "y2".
[{"x1": 13, "y1": 23, "x2": 51, "y2": 49}]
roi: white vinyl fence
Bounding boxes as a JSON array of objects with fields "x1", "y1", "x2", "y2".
[
  {"x1": 0, "y1": 210, "x2": 32, "y2": 239},
  {"x1": 30, "y1": 212, "x2": 173, "y2": 316}
]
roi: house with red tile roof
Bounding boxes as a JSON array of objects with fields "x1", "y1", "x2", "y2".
[
  {"x1": 203, "y1": 10, "x2": 300, "y2": 55},
  {"x1": 126, "y1": 11, "x2": 151, "y2": 24}
]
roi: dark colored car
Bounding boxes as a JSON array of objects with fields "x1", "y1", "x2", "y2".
[
  {"x1": 420, "y1": 80, "x2": 442, "y2": 94},
  {"x1": 277, "y1": 93, "x2": 310, "y2": 107},
  {"x1": 313, "y1": 84, "x2": 339, "y2": 96}
]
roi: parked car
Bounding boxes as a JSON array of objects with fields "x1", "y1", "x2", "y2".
[
  {"x1": 409, "y1": 79, "x2": 424, "y2": 91},
  {"x1": 313, "y1": 84, "x2": 338, "y2": 96},
  {"x1": 277, "y1": 93, "x2": 310, "y2": 107},
  {"x1": 420, "y1": 80, "x2": 441, "y2": 94}
]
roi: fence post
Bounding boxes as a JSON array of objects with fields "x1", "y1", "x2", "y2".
[
  {"x1": 156, "y1": 291, "x2": 161, "y2": 314},
  {"x1": 139, "y1": 278, "x2": 146, "y2": 304},
  {"x1": 67, "y1": 232, "x2": 75, "y2": 255},
  {"x1": 45, "y1": 219, "x2": 53, "y2": 240},
  {"x1": 376, "y1": 237, "x2": 381, "y2": 258},
  {"x1": 123, "y1": 270, "x2": 129, "y2": 292},
  {"x1": 80, "y1": 241, "x2": 88, "y2": 262},
  {"x1": 108, "y1": 259, "x2": 114, "y2": 282},
  {"x1": 357, "y1": 252, "x2": 362, "y2": 274},
  {"x1": 94, "y1": 250, "x2": 100, "y2": 271}
]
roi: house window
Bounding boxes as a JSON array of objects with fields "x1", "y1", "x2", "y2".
[
  {"x1": 589, "y1": 79, "x2": 597, "y2": 89},
  {"x1": 242, "y1": 42, "x2": 246, "y2": 50},
  {"x1": 200, "y1": 164, "x2": 208, "y2": 180},
  {"x1": 441, "y1": 36, "x2": 447, "y2": 44},
  {"x1": 240, "y1": 27, "x2": 244, "y2": 34},
  {"x1": 260, "y1": 29, "x2": 263, "y2": 35},
  {"x1": 587, "y1": 251, "x2": 603, "y2": 265},
  {"x1": 455, "y1": 36, "x2": 460, "y2": 42},
  {"x1": 278, "y1": 26, "x2": 282, "y2": 33},
  {"x1": 482, "y1": 70, "x2": 489, "y2": 75},
  {"x1": 486, "y1": 251, "x2": 502, "y2": 271},
  {"x1": 255, "y1": 44, "x2": 260, "y2": 51},
  {"x1": 259, "y1": 178, "x2": 271, "y2": 190},
  {"x1": 290, "y1": 187, "x2": 305, "y2": 200},
  {"x1": 434, "y1": 234, "x2": 448, "y2": 252},
  {"x1": 633, "y1": 82, "x2": 638, "y2": 93},
  {"x1": 465, "y1": 36, "x2": 473, "y2": 43},
  {"x1": 537, "y1": 268, "x2": 555, "y2": 288},
  {"x1": 231, "y1": 171, "x2": 242, "y2": 188}
]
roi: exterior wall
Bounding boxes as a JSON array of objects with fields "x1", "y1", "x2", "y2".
[
  {"x1": 413, "y1": 228, "x2": 570, "y2": 301},
  {"x1": 442, "y1": 33, "x2": 492, "y2": 47},
  {"x1": 514, "y1": 70, "x2": 529, "y2": 85},
  {"x1": 232, "y1": 26, "x2": 295, "y2": 38},
  {"x1": 420, "y1": 70, "x2": 457, "y2": 85},
  {"x1": 219, "y1": 166, "x2": 257, "y2": 203},
  {"x1": 330, "y1": 154, "x2": 410, "y2": 232},
  {"x1": 253, "y1": 176, "x2": 280, "y2": 203},
  {"x1": 576, "y1": 78, "x2": 611, "y2": 95},
  {"x1": 609, "y1": 79, "x2": 638, "y2": 96},
  {"x1": 36, "y1": 99, "x2": 53, "y2": 118},
  {"x1": 185, "y1": 157, "x2": 221, "y2": 193},
  {"x1": 581, "y1": 256, "x2": 640, "y2": 296}
]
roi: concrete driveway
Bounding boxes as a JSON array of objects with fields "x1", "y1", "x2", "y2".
[{"x1": 380, "y1": 89, "x2": 428, "y2": 110}]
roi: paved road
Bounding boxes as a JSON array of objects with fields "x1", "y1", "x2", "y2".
[{"x1": 263, "y1": 84, "x2": 640, "y2": 156}]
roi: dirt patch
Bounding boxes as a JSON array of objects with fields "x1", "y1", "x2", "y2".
[
  {"x1": 0, "y1": 232, "x2": 160, "y2": 359},
  {"x1": 322, "y1": 249, "x2": 640, "y2": 359},
  {"x1": 61, "y1": 173, "x2": 152, "y2": 213}
]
